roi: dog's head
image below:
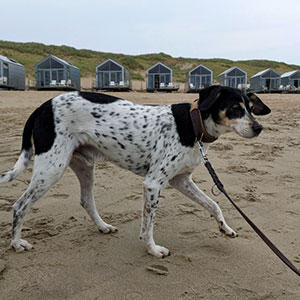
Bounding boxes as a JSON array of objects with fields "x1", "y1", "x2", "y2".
[{"x1": 198, "y1": 85, "x2": 271, "y2": 138}]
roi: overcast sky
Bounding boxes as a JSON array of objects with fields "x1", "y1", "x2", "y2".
[{"x1": 1, "y1": 0, "x2": 300, "y2": 65}]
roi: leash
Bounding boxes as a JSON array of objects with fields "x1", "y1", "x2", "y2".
[
  {"x1": 190, "y1": 100, "x2": 300, "y2": 277},
  {"x1": 197, "y1": 138, "x2": 300, "y2": 277}
]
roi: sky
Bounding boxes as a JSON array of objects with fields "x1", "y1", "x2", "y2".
[{"x1": 1, "y1": 0, "x2": 300, "y2": 65}]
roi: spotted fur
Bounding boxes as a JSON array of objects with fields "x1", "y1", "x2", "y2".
[{"x1": 0, "y1": 86, "x2": 270, "y2": 257}]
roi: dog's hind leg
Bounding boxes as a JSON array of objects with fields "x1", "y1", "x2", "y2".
[
  {"x1": 11, "y1": 147, "x2": 74, "y2": 252},
  {"x1": 69, "y1": 151, "x2": 118, "y2": 234},
  {"x1": 169, "y1": 173, "x2": 237, "y2": 237}
]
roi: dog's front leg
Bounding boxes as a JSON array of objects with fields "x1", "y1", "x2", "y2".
[
  {"x1": 169, "y1": 173, "x2": 237, "y2": 237},
  {"x1": 140, "y1": 180, "x2": 170, "y2": 258}
]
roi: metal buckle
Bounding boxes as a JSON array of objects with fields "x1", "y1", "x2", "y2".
[{"x1": 197, "y1": 141, "x2": 208, "y2": 163}]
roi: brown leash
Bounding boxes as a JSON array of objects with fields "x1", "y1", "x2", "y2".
[{"x1": 190, "y1": 101, "x2": 300, "y2": 277}]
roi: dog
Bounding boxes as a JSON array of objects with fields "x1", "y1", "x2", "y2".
[{"x1": 0, "y1": 85, "x2": 271, "y2": 257}]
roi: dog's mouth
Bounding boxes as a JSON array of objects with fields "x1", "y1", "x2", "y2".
[{"x1": 235, "y1": 123, "x2": 263, "y2": 138}]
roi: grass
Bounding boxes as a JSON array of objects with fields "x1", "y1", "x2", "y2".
[{"x1": 0, "y1": 40, "x2": 299, "y2": 83}]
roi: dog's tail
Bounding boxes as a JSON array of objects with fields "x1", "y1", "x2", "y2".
[{"x1": 0, "y1": 107, "x2": 39, "y2": 184}]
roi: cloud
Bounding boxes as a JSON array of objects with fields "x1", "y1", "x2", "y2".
[{"x1": 1, "y1": 0, "x2": 299, "y2": 64}]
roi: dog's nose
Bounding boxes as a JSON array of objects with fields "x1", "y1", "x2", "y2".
[{"x1": 252, "y1": 122, "x2": 263, "y2": 135}]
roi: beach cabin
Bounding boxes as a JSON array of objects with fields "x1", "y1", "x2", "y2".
[
  {"x1": 216, "y1": 67, "x2": 247, "y2": 89},
  {"x1": 146, "y1": 62, "x2": 178, "y2": 92},
  {"x1": 35, "y1": 55, "x2": 80, "y2": 90},
  {"x1": 280, "y1": 70, "x2": 300, "y2": 92},
  {"x1": 0, "y1": 55, "x2": 25, "y2": 90},
  {"x1": 186, "y1": 64, "x2": 213, "y2": 92},
  {"x1": 250, "y1": 68, "x2": 280, "y2": 93},
  {"x1": 96, "y1": 59, "x2": 130, "y2": 91}
]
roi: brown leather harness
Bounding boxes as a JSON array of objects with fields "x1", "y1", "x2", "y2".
[{"x1": 189, "y1": 99, "x2": 300, "y2": 277}]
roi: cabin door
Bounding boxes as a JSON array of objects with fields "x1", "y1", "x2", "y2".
[
  {"x1": 228, "y1": 77, "x2": 235, "y2": 88},
  {"x1": 103, "y1": 72, "x2": 109, "y2": 87},
  {"x1": 154, "y1": 75, "x2": 160, "y2": 89},
  {"x1": 294, "y1": 80, "x2": 299, "y2": 88},
  {"x1": 44, "y1": 70, "x2": 50, "y2": 86},
  {"x1": 265, "y1": 79, "x2": 270, "y2": 90}
]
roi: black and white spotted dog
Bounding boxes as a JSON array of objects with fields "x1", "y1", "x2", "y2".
[{"x1": 0, "y1": 85, "x2": 270, "y2": 257}]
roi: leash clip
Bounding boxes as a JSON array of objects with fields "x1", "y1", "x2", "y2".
[{"x1": 197, "y1": 141, "x2": 208, "y2": 164}]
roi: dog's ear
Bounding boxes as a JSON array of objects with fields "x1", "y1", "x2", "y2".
[
  {"x1": 198, "y1": 85, "x2": 222, "y2": 111},
  {"x1": 247, "y1": 93, "x2": 271, "y2": 115}
]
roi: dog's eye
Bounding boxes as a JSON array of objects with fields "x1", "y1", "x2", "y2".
[{"x1": 226, "y1": 105, "x2": 245, "y2": 119}]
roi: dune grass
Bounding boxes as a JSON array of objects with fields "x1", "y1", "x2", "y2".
[{"x1": 0, "y1": 40, "x2": 299, "y2": 83}]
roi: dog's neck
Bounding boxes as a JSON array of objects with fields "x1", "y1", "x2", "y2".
[
  {"x1": 190, "y1": 101, "x2": 218, "y2": 143},
  {"x1": 171, "y1": 103, "x2": 219, "y2": 147},
  {"x1": 203, "y1": 116, "x2": 223, "y2": 138}
]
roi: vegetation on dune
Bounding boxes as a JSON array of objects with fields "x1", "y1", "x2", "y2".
[{"x1": 0, "y1": 40, "x2": 299, "y2": 82}]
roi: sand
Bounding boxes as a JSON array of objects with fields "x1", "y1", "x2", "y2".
[{"x1": 0, "y1": 90, "x2": 299, "y2": 299}]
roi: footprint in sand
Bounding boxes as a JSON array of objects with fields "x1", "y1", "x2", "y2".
[
  {"x1": 0, "y1": 200, "x2": 12, "y2": 212},
  {"x1": 177, "y1": 203, "x2": 201, "y2": 214},
  {"x1": 240, "y1": 144, "x2": 284, "y2": 161},
  {"x1": 210, "y1": 143, "x2": 234, "y2": 152},
  {"x1": 227, "y1": 165, "x2": 268, "y2": 176},
  {"x1": 294, "y1": 255, "x2": 300, "y2": 263},
  {"x1": 278, "y1": 174, "x2": 295, "y2": 184},
  {"x1": 287, "y1": 137, "x2": 300, "y2": 148},
  {"x1": 146, "y1": 264, "x2": 168, "y2": 275},
  {"x1": 23, "y1": 216, "x2": 61, "y2": 239},
  {"x1": 123, "y1": 194, "x2": 141, "y2": 201},
  {"x1": 232, "y1": 192, "x2": 260, "y2": 202},
  {"x1": 124, "y1": 291, "x2": 144, "y2": 300}
]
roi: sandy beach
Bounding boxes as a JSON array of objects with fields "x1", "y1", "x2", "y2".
[{"x1": 0, "y1": 90, "x2": 299, "y2": 299}]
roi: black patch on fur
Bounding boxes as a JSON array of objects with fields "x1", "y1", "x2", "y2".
[
  {"x1": 21, "y1": 99, "x2": 55, "y2": 156},
  {"x1": 91, "y1": 112, "x2": 101, "y2": 118},
  {"x1": 32, "y1": 100, "x2": 56, "y2": 155},
  {"x1": 118, "y1": 142, "x2": 126, "y2": 149},
  {"x1": 171, "y1": 103, "x2": 196, "y2": 147},
  {"x1": 226, "y1": 104, "x2": 245, "y2": 119},
  {"x1": 79, "y1": 92, "x2": 121, "y2": 104},
  {"x1": 171, "y1": 155, "x2": 177, "y2": 161}
]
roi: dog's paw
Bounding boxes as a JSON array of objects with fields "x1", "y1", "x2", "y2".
[
  {"x1": 147, "y1": 245, "x2": 171, "y2": 258},
  {"x1": 99, "y1": 224, "x2": 118, "y2": 234},
  {"x1": 11, "y1": 239, "x2": 33, "y2": 252},
  {"x1": 219, "y1": 221, "x2": 238, "y2": 238}
]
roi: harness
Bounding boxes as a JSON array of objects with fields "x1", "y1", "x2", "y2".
[{"x1": 189, "y1": 99, "x2": 300, "y2": 277}]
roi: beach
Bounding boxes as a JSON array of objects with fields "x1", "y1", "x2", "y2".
[{"x1": 0, "y1": 90, "x2": 299, "y2": 299}]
